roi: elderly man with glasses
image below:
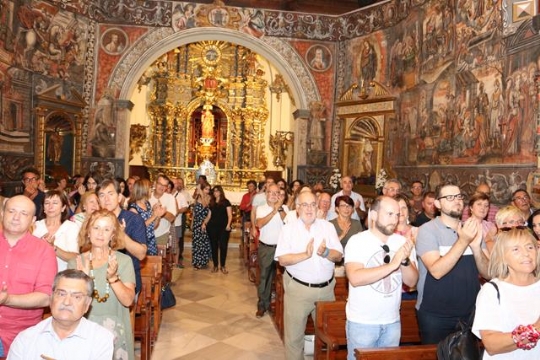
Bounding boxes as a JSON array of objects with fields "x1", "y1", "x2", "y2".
[
  {"x1": 275, "y1": 190, "x2": 343, "y2": 360},
  {"x1": 255, "y1": 183, "x2": 287, "y2": 318},
  {"x1": 8, "y1": 270, "x2": 114, "y2": 359},
  {"x1": 511, "y1": 189, "x2": 535, "y2": 221},
  {"x1": 344, "y1": 196, "x2": 417, "y2": 359},
  {"x1": 150, "y1": 174, "x2": 177, "y2": 247},
  {"x1": 415, "y1": 183, "x2": 490, "y2": 345}
]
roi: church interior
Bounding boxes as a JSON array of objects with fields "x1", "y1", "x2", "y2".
[{"x1": 1, "y1": 0, "x2": 540, "y2": 358}]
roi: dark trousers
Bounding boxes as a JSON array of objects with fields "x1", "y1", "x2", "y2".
[
  {"x1": 208, "y1": 226, "x2": 231, "y2": 267},
  {"x1": 177, "y1": 213, "x2": 186, "y2": 259},
  {"x1": 257, "y1": 244, "x2": 276, "y2": 311},
  {"x1": 416, "y1": 309, "x2": 471, "y2": 344}
]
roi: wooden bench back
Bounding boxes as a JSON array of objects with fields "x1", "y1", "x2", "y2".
[
  {"x1": 141, "y1": 255, "x2": 163, "y2": 278},
  {"x1": 400, "y1": 299, "x2": 421, "y2": 344},
  {"x1": 318, "y1": 301, "x2": 347, "y2": 337},
  {"x1": 354, "y1": 344, "x2": 438, "y2": 360},
  {"x1": 315, "y1": 299, "x2": 421, "y2": 345}
]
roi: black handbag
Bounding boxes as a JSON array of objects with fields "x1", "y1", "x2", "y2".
[
  {"x1": 437, "y1": 320, "x2": 482, "y2": 360},
  {"x1": 160, "y1": 283, "x2": 176, "y2": 309}
]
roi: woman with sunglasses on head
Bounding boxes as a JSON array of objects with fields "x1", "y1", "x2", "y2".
[
  {"x1": 486, "y1": 206, "x2": 527, "y2": 254},
  {"x1": 472, "y1": 227, "x2": 540, "y2": 358},
  {"x1": 207, "y1": 185, "x2": 233, "y2": 274},
  {"x1": 192, "y1": 182, "x2": 212, "y2": 270}
]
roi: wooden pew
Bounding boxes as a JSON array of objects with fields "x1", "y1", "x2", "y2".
[
  {"x1": 140, "y1": 255, "x2": 163, "y2": 345},
  {"x1": 354, "y1": 344, "x2": 438, "y2": 360},
  {"x1": 133, "y1": 282, "x2": 152, "y2": 360},
  {"x1": 314, "y1": 299, "x2": 421, "y2": 360}
]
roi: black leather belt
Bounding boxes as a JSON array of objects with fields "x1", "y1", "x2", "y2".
[
  {"x1": 259, "y1": 241, "x2": 277, "y2": 248},
  {"x1": 286, "y1": 270, "x2": 334, "y2": 288}
]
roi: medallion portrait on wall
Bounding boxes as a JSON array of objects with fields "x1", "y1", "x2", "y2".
[
  {"x1": 101, "y1": 28, "x2": 128, "y2": 55},
  {"x1": 208, "y1": 7, "x2": 230, "y2": 27},
  {"x1": 306, "y1": 45, "x2": 332, "y2": 72}
]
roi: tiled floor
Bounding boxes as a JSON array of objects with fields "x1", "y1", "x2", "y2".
[{"x1": 150, "y1": 245, "x2": 287, "y2": 359}]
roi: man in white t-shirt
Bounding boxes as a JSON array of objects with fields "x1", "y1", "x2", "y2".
[
  {"x1": 344, "y1": 196, "x2": 417, "y2": 360},
  {"x1": 328, "y1": 176, "x2": 366, "y2": 221},
  {"x1": 255, "y1": 183, "x2": 285, "y2": 318},
  {"x1": 173, "y1": 177, "x2": 190, "y2": 268},
  {"x1": 149, "y1": 174, "x2": 177, "y2": 246}
]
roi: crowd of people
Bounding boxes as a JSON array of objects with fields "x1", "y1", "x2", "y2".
[
  {"x1": 2, "y1": 166, "x2": 540, "y2": 359},
  {"x1": 0, "y1": 167, "x2": 198, "y2": 359},
  {"x1": 242, "y1": 174, "x2": 540, "y2": 360}
]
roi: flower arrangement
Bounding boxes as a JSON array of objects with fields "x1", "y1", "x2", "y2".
[
  {"x1": 329, "y1": 168, "x2": 342, "y2": 190},
  {"x1": 375, "y1": 168, "x2": 388, "y2": 193}
]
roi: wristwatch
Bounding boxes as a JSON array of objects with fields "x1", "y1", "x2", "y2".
[
  {"x1": 278, "y1": 207, "x2": 284, "y2": 212},
  {"x1": 401, "y1": 258, "x2": 410, "y2": 266}
]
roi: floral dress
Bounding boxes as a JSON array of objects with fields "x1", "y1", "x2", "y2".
[
  {"x1": 129, "y1": 201, "x2": 158, "y2": 255},
  {"x1": 192, "y1": 201, "x2": 211, "y2": 268}
]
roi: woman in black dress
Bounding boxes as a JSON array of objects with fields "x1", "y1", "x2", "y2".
[{"x1": 207, "y1": 185, "x2": 233, "y2": 274}]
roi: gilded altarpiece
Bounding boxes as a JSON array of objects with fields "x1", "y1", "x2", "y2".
[{"x1": 142, "y1": 41, "x2": 269, "y2": 187}]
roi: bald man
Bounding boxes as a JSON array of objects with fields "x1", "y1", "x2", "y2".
[{"x1": 0, "y1": 195, "x2": 57, "y2": 356}]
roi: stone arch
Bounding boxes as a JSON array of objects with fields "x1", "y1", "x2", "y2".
[{"x1": 111, "y1": 27, "x2": 320, "y2": 110}]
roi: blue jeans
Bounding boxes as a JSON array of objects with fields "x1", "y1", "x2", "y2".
[
  {"x1": 346, "y1": 320, "x2": 401, "y2": 360},
  {"x1": 0, "y1": 338, "x2": 4, "y2": 357}
]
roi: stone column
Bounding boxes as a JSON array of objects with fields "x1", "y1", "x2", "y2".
[{"x1": 114, "y1": 99, "x2": 134, "y2": 162}]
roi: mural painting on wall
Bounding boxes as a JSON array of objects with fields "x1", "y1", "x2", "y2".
[
  {"x1": 0, "y1": 1, "x2": 89, "y2": 82},
  {"x1": 380, "y1": 0, "x2": 535, "y2": 168},
  {"x1": 0, "y1": 64, "x2": 32, "y2": 153},
  {"x1": 171, "y1": 1, "x2": 265, "y2": 38},
  {"x1": 308, "y1": 101, "x2": 327, "y2": 165}
]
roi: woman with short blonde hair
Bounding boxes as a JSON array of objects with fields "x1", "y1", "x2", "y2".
[{"x1": 473, "y1": 228, "x2": 540, "y2": 358}]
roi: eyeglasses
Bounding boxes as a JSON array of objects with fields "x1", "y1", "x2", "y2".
[
  {"x1": 23, "y1": 177, "x2": 37, "y2": 183},
  {"x1": 513, "y1": 196, "x2": 530, "y2": 202},
  {"x1": 498, "y1": 225, "x2": 532, "y2": 234},
  {"x1": 437, "y1": 194, "x2": 465, "y2": 201},
  {"x1": 53, "y1": 289, "x2": 89, "y2": 302},
  {"x1": 267, "y1": 191, "x2": 279, "y2": 196},
  {"x1": 381, "y1": 245, "x2": 390, "y2": 264},
  {"x1": 298, "y1": 202, "x2": 317, "y2": 209},
  {"x1": 157, "y1": 182, "x2": 169, "y2": 187}
]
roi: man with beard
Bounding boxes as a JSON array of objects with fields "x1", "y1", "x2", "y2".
[
  {"x1": 344, "y1": 196, "x2": 417, "y2": 359},
  {"x1": 415, "y1": 184, "x2": 489, "y2": 344},
  {"x1": 275, "y1": 191, "x2": 343, "y2": 360}
]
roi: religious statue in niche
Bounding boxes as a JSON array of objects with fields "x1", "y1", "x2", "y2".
[
  {"x1": 201, "y1": 108, "x2": 215, "y2": 140},
  {"x1": 91, "y1": 94, "x2": 115, "y2": 158},
  {"x1": 308, "y1": 101, "x2": 326, "y2": 151},
  {"x1": 47, "y1": 129, "x2": 63, "y2": 164},
  {"x1": 362, "y1": 139, "x2": 374, "y2": 176}
]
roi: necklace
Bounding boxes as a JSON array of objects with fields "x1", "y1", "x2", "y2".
[{"x1": 89, "y1": 251, "x2": 110, "y2": 303}]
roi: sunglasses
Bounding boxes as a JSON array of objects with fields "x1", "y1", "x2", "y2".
[
  {"x1": 381, "y1": 244, "x2": 391, "y2": 264},
  {"x1": 498, "y1": 225, "x2": 530, "y2": 233}
]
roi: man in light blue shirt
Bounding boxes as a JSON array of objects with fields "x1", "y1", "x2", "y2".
[{"x1": 8, "y1": 270, "x2": 113, "y2": 360}]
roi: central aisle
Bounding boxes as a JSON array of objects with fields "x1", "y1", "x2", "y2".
[{"x1": 151, "y1": 249, "x2": 286, "y2": 359}]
